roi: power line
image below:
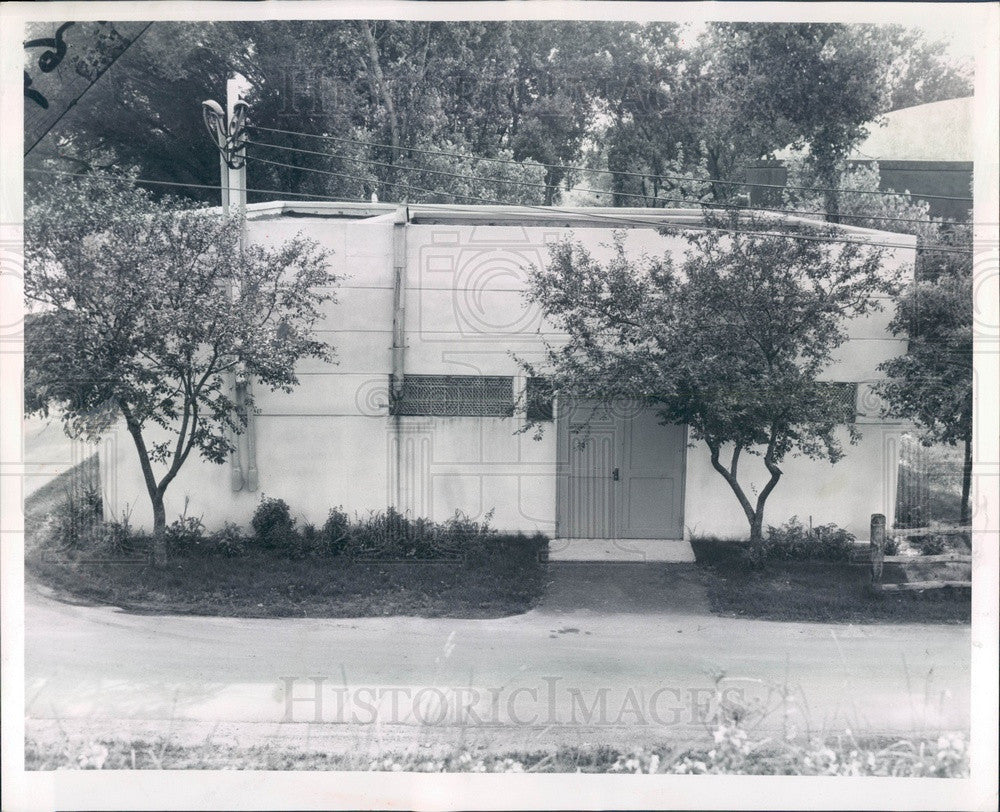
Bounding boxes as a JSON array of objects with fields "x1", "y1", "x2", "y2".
[
  {"x1": 245, "y1": 154, "x2": 973, "y2": 255},
  {"x1": 247, "y1": 137, "x2": 971, "y2": 230},
  {"x1": 249, "y1": 122, "x2": 975, "y2": 204}
]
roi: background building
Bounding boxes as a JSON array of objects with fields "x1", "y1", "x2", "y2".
[{"x1": 747, "y1": 97, "x2": 973, "y2": 220}]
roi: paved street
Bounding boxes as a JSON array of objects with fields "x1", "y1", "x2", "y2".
[{"x1": 25, "y1": 564, "x2": 970, "y2": 749}]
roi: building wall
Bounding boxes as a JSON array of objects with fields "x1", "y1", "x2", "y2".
[
  {"x1": 103, "y1": 209, "x2": 913, "y2": 541},
  {"x1": 746, "y1": 161, "x2": 973, "y2": 220}
]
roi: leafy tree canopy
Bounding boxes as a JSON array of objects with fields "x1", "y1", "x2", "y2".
[
  {"x1": 24, "y1": 175, "x2": 336, "y2": 559},
  {"x1": 25, "y1": 21, "x2": 972, "y2": 207}
]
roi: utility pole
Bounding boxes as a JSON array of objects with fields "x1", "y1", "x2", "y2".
[{"x1": 202, "y1": 76, "x2": 258, "y2": 491}]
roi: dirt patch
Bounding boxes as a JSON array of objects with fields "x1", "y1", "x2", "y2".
[{"x1": 536, "y1": 562, "x2": 711, "y2": 616}]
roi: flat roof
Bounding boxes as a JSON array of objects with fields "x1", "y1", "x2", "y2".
[{"x1": 243, "y1": 200, "x2": 916, "y2": 245}]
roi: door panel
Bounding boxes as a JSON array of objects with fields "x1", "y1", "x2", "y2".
[
  {"x1": 619, "y1": 407, "x2": 686, "y2": 538},
  {"x1": 566, "y1": 427, "x2": 616, "y2": 538},
  {"x1": 559, "y1": 398, "x2": 685, "y2": 539},
  {"x1": 626, "y1": 477, "x2": 676, "y2": 535}
]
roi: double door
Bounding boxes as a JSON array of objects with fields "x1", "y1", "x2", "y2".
[{"x1": 557, "y1": 399, "x2": 686, "y2": 539}]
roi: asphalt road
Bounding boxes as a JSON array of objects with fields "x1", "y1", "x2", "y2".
[{"x1": 24, "y1": 564, "x2": 970, "y2": 747}]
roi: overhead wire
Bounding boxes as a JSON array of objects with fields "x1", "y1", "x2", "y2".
[
  {"x1": 248, "y1": 122, "x2": 974, "y2": 204},
  {"x1": 245, "y1": 154, "x2": 974, "y2": 255},
  {"x1": 246, "y1": 136, "x2": 969, "y2": 230}
]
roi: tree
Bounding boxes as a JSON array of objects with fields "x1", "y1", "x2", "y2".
[
  {"x1": 879, "y1": 26, "x2": 973, "y2": 111},
  {"x1": 25, "y1": 20, "x2": 581, "y2": 205},
  {"x1": 593, "y1": 23, "x2": 899, "y2": 212},
  {"x1": 28, "y1": 21, "x2": 970, "y2": 209},
  {"x1": 874, "y1": 252, "x2": 973, "y2": 524},
  {"x1": 24, "y1": 175, "x2": 335, "y2": 563},
  {"x1": 782, "y1": 157, "x2": 974, "y2": 524},
  {"x1": 522, "y1": 212, "x2": 895, "y2": 548}
]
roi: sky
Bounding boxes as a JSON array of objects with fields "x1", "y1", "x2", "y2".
[{"x1": 921, "y1": 18, "x2": 979, "y2": 64}]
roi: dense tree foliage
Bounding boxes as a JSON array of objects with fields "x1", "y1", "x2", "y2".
[
  {"x1": 762, "y1": 158, "x2": 974, "y2": 523},
  {"x1": 25, "y1": 20, "x2": 972, "y2": 206},
  {"x1": 880, "y1": 26, "x2": 974, "y2": 111},
  {"x1": 875, "y1": 272, "x2": 973, "y2": 524}
]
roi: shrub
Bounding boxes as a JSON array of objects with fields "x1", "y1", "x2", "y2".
[
  {"x1": 95, "y1": 510, "x2": 143, "y2": 555},
  {"x1": 892, "y1": 528, "x2": 970, "y2": 557},
  {"x1": 165, "y1": 500, "x2": 207, "y2": 553},
  {"x1": 321, "y1": 507, "x2": 351, "y2": 556},
  {"x1": 250, "y1": 495, "x2": 297, "y2": 549},
  {"x1": 294, "y1": 522, "x2": 321, "y2": 558},
  {"x1": 48, "y1": 485, "x2": 103, "y2": 548},
  {"x1": 346, "y1": 507, "x2": 442, "y2": 559},
  {"x1": 810, "y1": 524, "x2": 855, "y2": 561},
  {"x1": 208, "y1": 522, "x2": 247, "y2": 557},
  {"x1": 757, "y1": 517, "x2": 856, "y2": 563},
  {"x1": 910, "y1": 532, "x2": 948, "y2": 556},
  {"x1": 319, "y1": 507, "x2": 548, "y2": 563}
]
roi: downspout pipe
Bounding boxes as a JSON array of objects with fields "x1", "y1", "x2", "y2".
[{"x1": 390, "y1": 205, "x2": 408, "y2": 509}]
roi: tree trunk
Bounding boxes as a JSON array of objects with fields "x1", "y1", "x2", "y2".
[
  {"x1": 960, "y1": 434, "x2": 972, "y2": 525},
  {"x1": 706, "y1": 438, "x2": 782, "y2": 564},
  {"x1": 823, "y1": 188, "x2": 841, "y2": 224},
  {"x1": 360, "y1": 21, "x2": 400, "y2": 190},
  {"x1": 544, "y1": 166, "x2": 559, "y2": 206},
  {"x1": 150, "y1": 490, "x2": 167, "y2": 566},
  {"x1": 121, "y1": 408, "x2": 170, "y2": 567},
  {"x1": 818, "y1": 159, "x2": 841, "y2": 224}
]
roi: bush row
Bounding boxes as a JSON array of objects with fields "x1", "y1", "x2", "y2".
[
  {"x1": 48, "y1": 493, "x2": 548, "y2": 563},
  {"x1": 891, "y1": 528, "x2": 971, "y2": 556},
  {"x1": 758, "y1": 516, "x2": 856, "y2": 562},
  {"x1": 728, "y1": 516, "x2": 856, "y2": 568}
]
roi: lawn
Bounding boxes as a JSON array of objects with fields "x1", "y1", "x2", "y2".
[
  {"x1": 691, "y1": 538, "x2": 971, "y2": 624},
  {"x1": 28, "y1": 551, "x2": 547, "y2": 619}
]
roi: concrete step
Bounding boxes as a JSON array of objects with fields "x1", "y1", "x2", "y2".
[{"x1": 548, "y1": 538, "x2": 695, "y2": 563}]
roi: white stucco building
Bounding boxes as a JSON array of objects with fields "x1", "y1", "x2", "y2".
[{"x1": 101, "y1": 202, "x2": 915, "y2": 545}]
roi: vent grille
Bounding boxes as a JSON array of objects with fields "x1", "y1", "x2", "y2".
[
  {"x1": 824, "y1": 382, "x2": 859, "y2": 423},
  {"x1": 390, "y1": 374, "x2": 515, "y2": 417}
]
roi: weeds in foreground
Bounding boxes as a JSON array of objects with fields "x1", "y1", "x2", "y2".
[
  {"x1": 26, "y1": 727, "x2": 968, "y2": 776},
  {"x1": 28, "y1": 674, "x2": 969, "y2": 776}
]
